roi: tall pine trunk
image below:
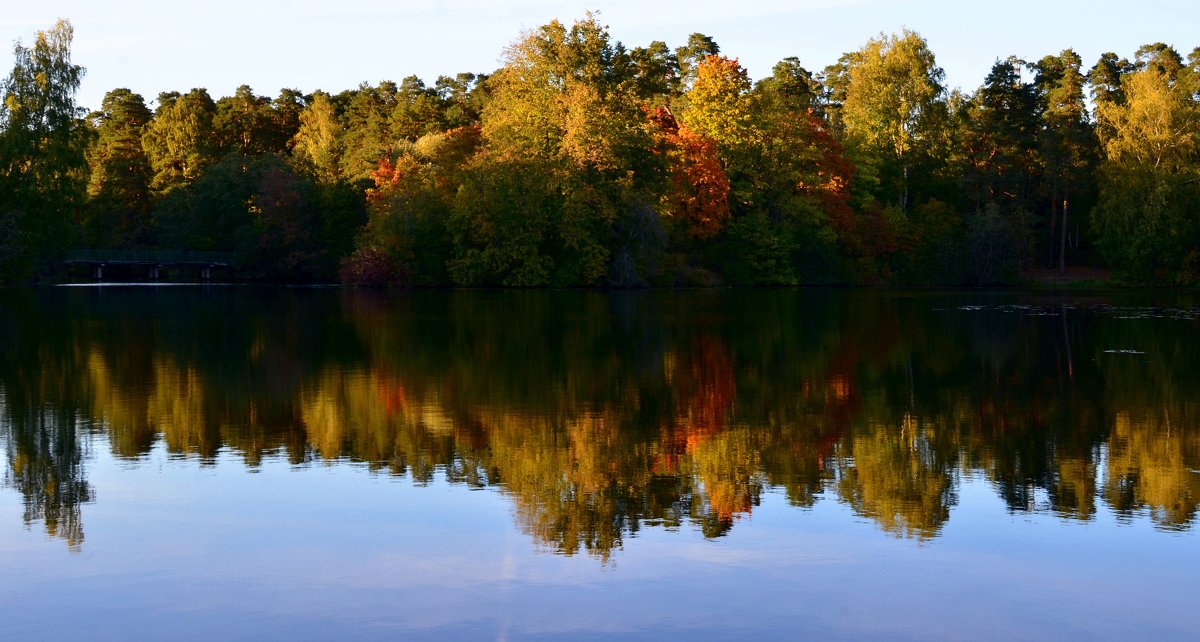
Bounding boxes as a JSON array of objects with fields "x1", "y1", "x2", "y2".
[
  {"x1": 1059, "y1": 183, "x2": 1069, "y2": 275},
  {"x1": 1048, "y1": 178, "x2": 1058, "y2": 269}
]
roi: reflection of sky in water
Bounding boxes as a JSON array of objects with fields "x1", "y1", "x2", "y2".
[
  {"x1": 0, "y1": 436, "x2": 1190, "y2": 638},
  {"x1": 1, "y1": 441, "x2": 1197, "y2": 640},
  {"x1": 3, "y1": 287, "x2": 1200, "y2": 638}
]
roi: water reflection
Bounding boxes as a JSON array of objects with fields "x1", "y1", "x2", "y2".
[
  {"x1": 1, "y1": 287, "x2": 1197, "y2": 553},
  {"x1": 1, "y1": 399, "x2": 91, "y2": 550}
]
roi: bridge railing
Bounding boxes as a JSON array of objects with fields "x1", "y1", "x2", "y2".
[{"x1": 64, "y1": 250, "x2": 234, "y2": 266}]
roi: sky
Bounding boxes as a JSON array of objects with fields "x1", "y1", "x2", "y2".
[{"x1": 2, "y1": 0, "x2": 1198, "y2": 111}]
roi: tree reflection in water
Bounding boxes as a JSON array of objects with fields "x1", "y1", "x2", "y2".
[{"x1": 1, "y1": 287, "x2": 1197, "y2": 553}]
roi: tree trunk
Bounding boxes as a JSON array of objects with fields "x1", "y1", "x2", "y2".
[
  {"x1": 1048, "y1": 178, "x2": 1058, "y2": 269},
  {"x1": 1059, "y1": 183, "x2": 1069, "y2": 275}
]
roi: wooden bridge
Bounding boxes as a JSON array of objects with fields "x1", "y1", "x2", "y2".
[{"x1": 64, "y1": 250, "x2": 234, "y2": 280}]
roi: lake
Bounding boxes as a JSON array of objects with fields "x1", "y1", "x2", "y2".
[{"x1": 1, "y1": 286, "x2": 1197, "y2": 640}]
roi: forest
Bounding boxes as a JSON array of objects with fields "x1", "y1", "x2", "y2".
[{"x1": 0, "y1": 16, "x2": 1198, "y2": 286}]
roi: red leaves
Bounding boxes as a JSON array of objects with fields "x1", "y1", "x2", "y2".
[
  {"x1": 676, "y1": 336, "x2": 736, "y2": 438},
  {"x1": 654, "y1": 335, "x2": 737, "y2": 474},
  {"x1": 365, "y1": 155, "x2": 421, "y2": 205},
  {"x1": 367, "y1": 125, "x2": 481, "y2": 206},
  {"x1": 671, "y1": 127, "x2": 731, "y2": 239},
  {"x1": 649, "y1": 107, "x2": 731, "y2": 239},
  {"x1": 798, "y1": 109, "x2": 857, "y2": 237}
]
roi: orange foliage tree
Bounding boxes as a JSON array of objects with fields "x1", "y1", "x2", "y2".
[{"x1": 649, "y1": 107, "x2": 730, "y2": 239}]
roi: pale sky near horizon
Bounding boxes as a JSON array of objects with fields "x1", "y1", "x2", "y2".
[{"x1": 2, "y1": 0, "x2": 1197, "y2": 111}]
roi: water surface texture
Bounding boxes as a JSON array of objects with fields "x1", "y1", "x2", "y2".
[{"x1": 1, "y1": 287, "x2": 1197, "y2": 640}]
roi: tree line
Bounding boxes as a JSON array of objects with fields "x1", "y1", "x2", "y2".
[{"x1": 1, "y1": 17, "x2": 1198, "y2": 286}]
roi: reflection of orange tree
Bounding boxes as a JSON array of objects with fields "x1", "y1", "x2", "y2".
[
  {"x1": 658, "y1": 336, "x2": 762, "y2": 535},
  {"x1": 684, "y1": 430, "x2": 763, "y2": 537},
  {"x1": 473, "y1": 335, "x2": 750, "y2": 554},
  {"x1": 285, "y1": 315, "x2": 1200, "y2": 545},
  {"x1": 656, "y1": 336, "x2": 735, "y2": 470}
]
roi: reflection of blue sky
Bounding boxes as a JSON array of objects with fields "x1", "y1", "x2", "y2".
[
  {"x1": 2, "y1": 1, "x2": 1198, "y2": 111},
  {"x1": 1, "y1": 443, "x2": 1197, "y2": 639}
]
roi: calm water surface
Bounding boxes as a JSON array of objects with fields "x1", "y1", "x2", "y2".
[{"x1": 1, "y1": 287, "x2": 1197, "y2": 640}]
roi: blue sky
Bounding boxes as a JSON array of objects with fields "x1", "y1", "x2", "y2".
[{"x1": 3, "y1": 0, "x2": 1197, "y2": 110}]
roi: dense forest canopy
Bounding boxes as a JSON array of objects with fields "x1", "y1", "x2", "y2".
[{"x1": 1, "y1": 17, "x2": 1198, "y2": 286}]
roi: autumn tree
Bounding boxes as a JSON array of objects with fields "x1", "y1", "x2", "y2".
[
  {"x1": 675, "y1": 53, "x2": 849, "y2": 283},
  {"x1": 1092, "y1": 50, "x2": 1200, "y2": 282},
  {"x1": 677, "y1": 55, "x2": 754, "y2": 158},
  {"x1": 839, "y1": 30, "x2": 947, "y2": 214},
  {"x1": 348, "y1": 126, "x2": 481, "y2": 286},
  {"x1": 481, "y1": 14, "x2": 648, "y2": 173},
  {"x1": 650, "y1": 107, "x2": 730, "y2": 241},
  {"x1": 291, "y1": 91, "x2": 344, "y2": 183},
  {"x1": 464, "y1": 14, "x2": 656, "y2": 285}
]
